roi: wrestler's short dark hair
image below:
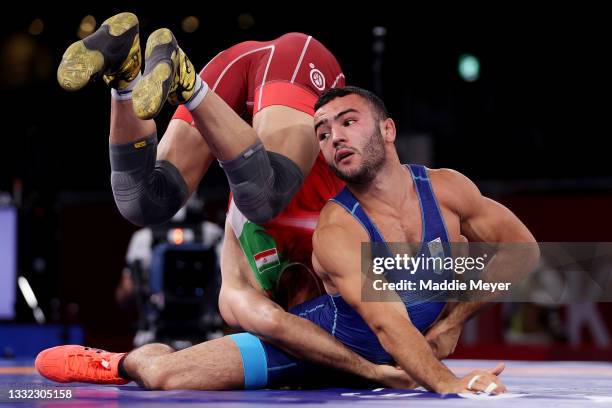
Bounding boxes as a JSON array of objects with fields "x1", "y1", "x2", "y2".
[{"x1": 314, "y1": 86, "x2": 390, "y2": 120}]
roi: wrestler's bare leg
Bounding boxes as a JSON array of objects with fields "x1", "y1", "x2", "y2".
[
  {"x1": 190, "y1": 93, "x2": 318, "y2": 174},
  {"x1": 122, "y1": 337, "x2": 244, "y2": 390}
]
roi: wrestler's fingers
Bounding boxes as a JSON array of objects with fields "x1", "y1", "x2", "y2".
[
  {"x1": 473, "y1": 374, "x2": 507, "y2": 394},
  {"x1": 466, "y1": 374, "x2": 481, "y2": 391},
  {"x1": 487, "y1": 362, "x2": 505, "y2": 376},
  {"x1": 495, "y1": 381, "x2": 508, "y2": 394}
]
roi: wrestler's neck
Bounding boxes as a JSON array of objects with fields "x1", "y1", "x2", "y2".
[{"x1": 349, "y1": 152, "x2": 409, "y2": 213}]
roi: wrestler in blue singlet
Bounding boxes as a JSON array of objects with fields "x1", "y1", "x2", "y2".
[{"x1": 230, "y1": 165, "x2": 452, "y2": 388}]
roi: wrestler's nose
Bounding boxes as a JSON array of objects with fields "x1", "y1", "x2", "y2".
[{"x1": 332, "y1": 128, "x2": 348, "y2": 148}]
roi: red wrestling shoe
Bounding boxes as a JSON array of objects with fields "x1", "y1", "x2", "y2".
[{"x1": 35, "y1": 345, "x2": 129, "y2": 384}]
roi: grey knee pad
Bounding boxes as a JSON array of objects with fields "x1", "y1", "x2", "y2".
[
  {"x1": 109, "y1": 134, "x2": 188, "y2": 226},
  {"x1": 220, "y1": 140, "x2": 304, "y2": 224}
]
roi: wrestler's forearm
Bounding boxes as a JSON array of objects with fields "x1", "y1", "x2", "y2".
[
  {"x1": 432, "y1": 247, "x2": 532, "y2": 343},
  {"x1": 442, "y1": 244, "x2": 539, "y2": 327},
  {"x1": 469, "y1": 243, "x2": 539, "y2": 303},
  {"x1": 375, "y1": 318, "x2": 456, "y2": 392},
  {"x1": 260, "y1": 312, "x2": 378, "y2": 381}
]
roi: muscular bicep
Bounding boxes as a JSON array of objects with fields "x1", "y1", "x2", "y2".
[
  {"x1": 435, "y1": 169, "x2": 535, "y2": 243},
  {"x1": 312, "y1": 224, "x2": 362, "y2": 300},
  {"x1": 313, "y1": 224, "x2": 409, "y2": 331},
  {"x1": 461, "y1": 196, "x2": 535, "y2": 243},
  {"x1": 158, "y1": 119, "x2": 215, "y2": 196},
  {"x1": 219, "y1": 216, "x2": 268, "y2": 327},
  {"x1": 218, "y1": 218, "x2": 304, "y2": 338}
]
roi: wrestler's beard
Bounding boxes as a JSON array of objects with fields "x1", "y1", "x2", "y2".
[{"x1": 332, "y1": 126, "x2": 386, "y2": 185}]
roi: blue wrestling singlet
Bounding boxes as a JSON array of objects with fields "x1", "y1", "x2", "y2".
[{"x1": 230, "y1": 164, "x2": 451, "y2": 389}]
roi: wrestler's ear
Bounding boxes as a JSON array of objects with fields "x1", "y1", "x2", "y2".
[{"x1": 381, "y1": 117, "x2": 396, "y2": 143}]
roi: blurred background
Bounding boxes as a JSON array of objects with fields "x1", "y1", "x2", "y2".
[{"x1": 1, "y1": 3, "x2": 610, "y2": 360}]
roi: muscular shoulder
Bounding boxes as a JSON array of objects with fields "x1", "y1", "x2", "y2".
[
  {"x1": 427, "y1": 168, "x2": 482, "y2": 217},
  {"x1": 316, "y1": 202, "x2": 355, "y2": 239},
  {"x1": 318, "y1": 200, "x2": 351, "y2": 227},
  {"x1": 314, "y1": 201, "x2": 368, "y2": 265}
]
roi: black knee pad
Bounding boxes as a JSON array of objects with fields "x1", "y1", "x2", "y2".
[
  {"x1": 110, "y1": 134, "x2": 188, "y2": 226},
  {"x1": 220, "y1": 140, "x2": 304, "y2": 224}
]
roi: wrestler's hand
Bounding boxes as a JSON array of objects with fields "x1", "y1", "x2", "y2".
[
  {"x1": 441, "y1": 363, "x2": 507, "y2": 394},
  {"x1": 425, "y1": 319, "x2": 462, "y2": 359},
  {"x1": 374, "y1": 364, "x2": 418, "y2": 389}
]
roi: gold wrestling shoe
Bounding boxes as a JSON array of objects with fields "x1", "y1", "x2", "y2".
[
  {"x1": 132, "y1": 28, "x2": 199, "y2": 120},
  {"x1": 57, "y1": 12, "x2": 141, "y2": 91}
]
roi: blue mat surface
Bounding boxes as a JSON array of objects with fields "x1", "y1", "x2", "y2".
[{"x1": 1, "y1": 359, "x2": 611, "y2": 407}]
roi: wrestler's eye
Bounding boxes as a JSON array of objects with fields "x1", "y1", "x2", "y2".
[
  {"x1": 318, "y1": 132, "x2": 330, "y2": 141},
  {"x1": 343, "y1": 119, "x2": 355, "y2": 127}
]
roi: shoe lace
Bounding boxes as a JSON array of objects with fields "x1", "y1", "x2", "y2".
[{"x1": 68, "y1": 347, "x2": 114, "y2": 378}]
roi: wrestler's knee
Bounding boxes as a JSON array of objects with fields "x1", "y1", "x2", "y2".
[
  {"x1": 147, "y1": 356, "x2": 204, "y2": 391},
  {"x1": 220, "y1": 141, "x2": 304, "y2": 224},
  {"x1": 142, "y1": 359, "x2": 172, "y2": 390},
  {"x1": 109, "y1": 135, "x2": 188, "y2": 227},
  {"x1": 156, "y1": 373, "x2": 185, "y2": 391},
  {"x1": 137, "y1": 345, "x2": 176, "y2": 390}
]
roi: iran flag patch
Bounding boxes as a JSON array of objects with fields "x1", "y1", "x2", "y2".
[{"x1": 254, "y1": 248, "x2": 279, "y2": 272}]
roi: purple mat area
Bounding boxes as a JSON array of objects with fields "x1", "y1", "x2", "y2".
[{"x1": 1, "y1": 359, "x2": 611, "y2": 407}]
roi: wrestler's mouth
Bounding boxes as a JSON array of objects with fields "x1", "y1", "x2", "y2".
[{"x1": 335, "y1": 148, "x2": 355, "y2": 164}]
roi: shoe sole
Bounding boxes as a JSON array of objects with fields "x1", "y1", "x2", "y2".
[
  {"x1": 132, "y1": 28, "x2": 175, "y2": 120},
  {"x1": 57, "y1": 12, "x2": 138, "y2": 91}
]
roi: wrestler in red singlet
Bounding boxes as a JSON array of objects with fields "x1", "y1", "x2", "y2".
[{"x1": 172, "y1": 33, "x2": 346, "y2": 298}]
